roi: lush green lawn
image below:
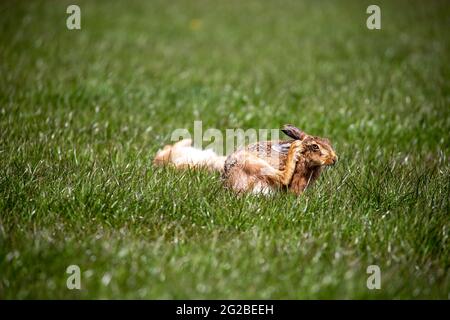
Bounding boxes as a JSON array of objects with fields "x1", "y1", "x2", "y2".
[{"x1": 0, "y1": 0, "x2": 449, "y2": 299}]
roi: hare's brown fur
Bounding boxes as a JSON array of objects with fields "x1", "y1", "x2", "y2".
[{"x1": 154, "y1": 125, "x2": 337, "y2": 195}]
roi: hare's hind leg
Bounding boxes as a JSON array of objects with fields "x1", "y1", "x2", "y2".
[
  {"x1": 277, "y1": 139, "x2": 303, "y2": 185},
  {"x1": 153, "y1": 139, "x2": 193, "y2": 167},
  {"x1": 244, "y1": 140, "x2": 302, "y2": 186},
  {"x1": 173, "y1": 138, "x2": 192, "y2": 148},
  {"x1": 224, "y1": 140, "x2": 303, "y2": 193}
]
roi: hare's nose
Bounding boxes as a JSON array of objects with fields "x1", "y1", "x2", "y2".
[{"x1": 331, "y1": 156, "x2": 338, "y2": 165}]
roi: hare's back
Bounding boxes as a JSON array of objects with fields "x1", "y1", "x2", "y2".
[{"x1": 245, "y1": 140, "x2": 294, "y2": 170}]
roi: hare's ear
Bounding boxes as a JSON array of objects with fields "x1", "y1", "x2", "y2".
[{"x1": 281, "y1": 124, "x2": 306, "y2": 140}]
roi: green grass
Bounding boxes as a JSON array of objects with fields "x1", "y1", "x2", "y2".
[{"x1": 0, "y1": 0, "x2": 449, "y2": 299}]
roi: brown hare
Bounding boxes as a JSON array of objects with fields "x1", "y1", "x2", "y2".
[{"x1": 153, "y1": 124, "x2": 337, "y2": 195}]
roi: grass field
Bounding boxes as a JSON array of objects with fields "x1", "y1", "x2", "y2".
[{"x1": 0, "y1": 0, "x2": 449, "y2": 299}]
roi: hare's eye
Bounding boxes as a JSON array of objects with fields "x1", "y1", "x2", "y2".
[{"x1": 311, "y1": 144, "x2": 319, "y2": 151}]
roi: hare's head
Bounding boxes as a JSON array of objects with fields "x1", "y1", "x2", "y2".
[
  {"x1": 301, "y1": 135, "x2": 337, "y2": 167},
  {"x1": 282, "y1": 124, "x2": 338, "y2": 167}
]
